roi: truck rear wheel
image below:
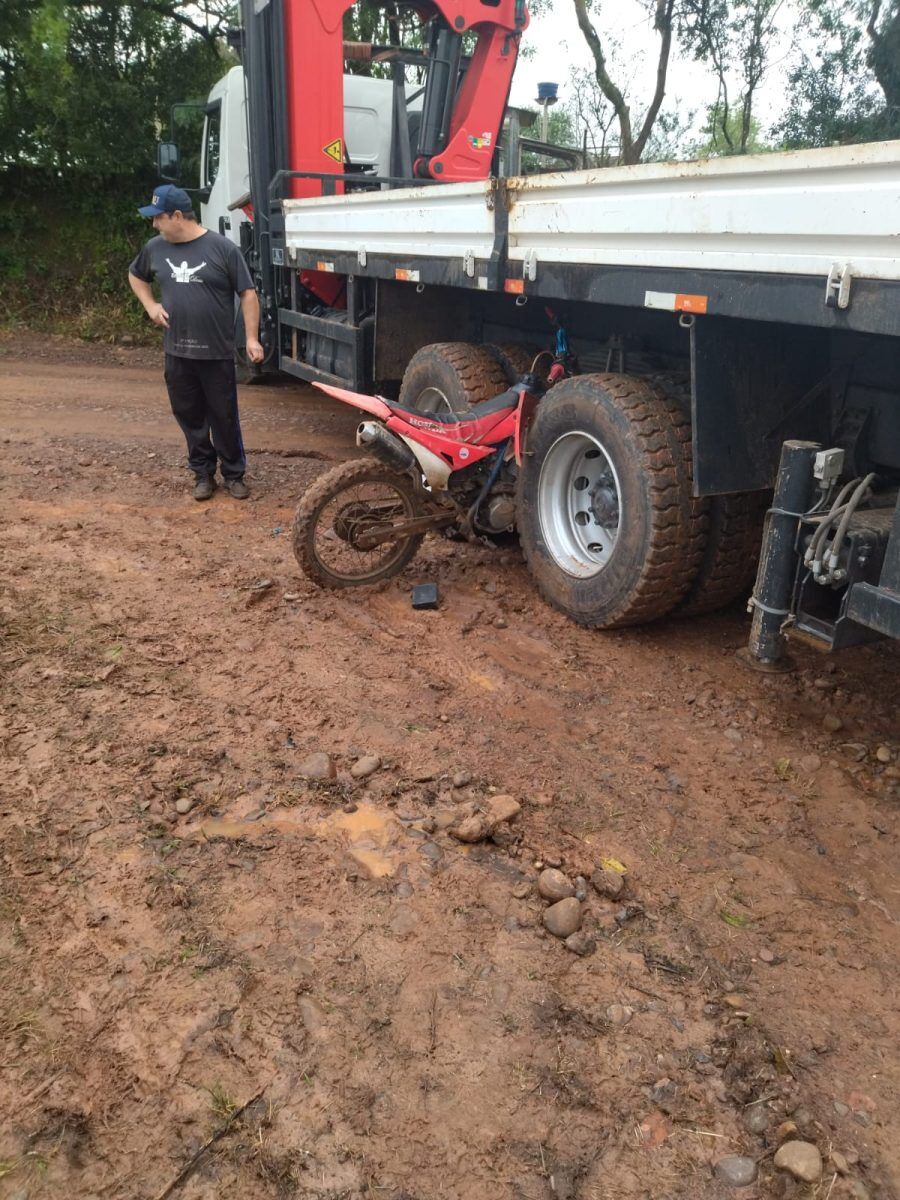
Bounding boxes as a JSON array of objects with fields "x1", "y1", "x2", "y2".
[
  {"x1": 517, "y1": 373, "x2": 697, "y2": 628},
  {"x1": 674, "y1": 492, "x2": 768, "y2": 616},
  {"x1": 399, "y1": 342, "x2": 509, "y2": 416},
  {"x1": 643, "y1": 372, "x2": 768, "y2": 617},
  {"x1": 484, "y1": 342, "x2": 547, "y2": 385}
]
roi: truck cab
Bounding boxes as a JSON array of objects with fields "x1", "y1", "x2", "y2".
[{"x1": 200, "y1": 65, "x2": 422, "y2": 248}]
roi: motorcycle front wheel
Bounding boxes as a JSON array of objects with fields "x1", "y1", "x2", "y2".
[{"x1": 292, "y1": 457, "x2": 425, "y2": 588}]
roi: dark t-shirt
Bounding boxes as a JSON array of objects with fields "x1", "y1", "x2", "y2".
[{"x1": 129, "y1": 230, "x2": 254, "y2": 360}]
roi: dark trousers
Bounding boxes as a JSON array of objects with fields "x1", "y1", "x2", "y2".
[{"x1": 164, "y1": 354, "x2": 246, "y2": 480}]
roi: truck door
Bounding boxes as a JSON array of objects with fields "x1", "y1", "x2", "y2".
[{"x1": 201, "y1": 97, "x2": 241, "y2": 247}]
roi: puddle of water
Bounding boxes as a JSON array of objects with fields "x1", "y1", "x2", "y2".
[
  {"x1": 322, "y1": 804, "x2": 400, "y2": 878},
  {"x1": 195, "y1": 803, "x2": 401, "y2": 878},
  {"x1": 198, "y1": 810, "x2": 306, "y2": 840}
]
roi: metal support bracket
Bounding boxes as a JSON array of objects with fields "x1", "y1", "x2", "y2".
[
  {"x1": 524, "y1": 249, "x2": 538, "y2": 282},
  {"x1": 825, "y1": 263, "x2": 852, "y2": 310},
  {"x1": 464, "y1": 250, "x2": 475, "y2": 279},
  {"x1": 357, "y1": 247, "x2": 367, "y2": 268}
]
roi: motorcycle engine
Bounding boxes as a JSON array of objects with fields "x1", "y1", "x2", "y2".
[{"x1": 480, "y1": 494, "x2": 517, "y2": 532}]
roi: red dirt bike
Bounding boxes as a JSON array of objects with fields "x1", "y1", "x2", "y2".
[{"x1": 292, "y1": 357, "x2": 555, "y2": 587}]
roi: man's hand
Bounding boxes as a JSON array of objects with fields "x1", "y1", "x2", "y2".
[
  {"x1": 147, "y1": 302, "x2": 170, "y2": 329},
  {"x1": 246, "y1": 337, "x2": 264, "y2": 365}
]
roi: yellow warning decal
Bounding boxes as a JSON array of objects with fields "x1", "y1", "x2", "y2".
[{"x1": 322, "y1": 138, "x2": 343, "y2": 164}]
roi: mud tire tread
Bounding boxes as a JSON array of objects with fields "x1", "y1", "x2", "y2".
[
  {"x1": 292, "y1": 457, "x2": 424, "y2": 589},
  {"x1": 643, "y1": 371, "x2": 768, "y2": 618},
  {"x1": 518, "y1": 372, "x2": 699, "y2": 629},
  {"x1": 484, "y1": 342, "x2": 546, "y2": 385},
  {"x1": 399, "y1": 342, "x2": 510, "y2": 414},
  {"x1": 675, "y1": 492, "x2": 768, "y2": 616}
]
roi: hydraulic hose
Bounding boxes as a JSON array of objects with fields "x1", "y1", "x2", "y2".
[
  {"x1": 804, "y1": 478, "x2": 858, "y2": 568},
  {"x1": 825, "y1": 472, "x2": 875, "y2": 572}
]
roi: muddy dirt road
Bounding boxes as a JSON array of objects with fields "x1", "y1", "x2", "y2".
[{"x1": 1, "y1": 334, "x2": 898, "y2": 1200}]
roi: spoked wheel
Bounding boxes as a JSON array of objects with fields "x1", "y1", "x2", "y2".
[{"x1": 293, "y1": 457, "x2": 425, "y2": 588}]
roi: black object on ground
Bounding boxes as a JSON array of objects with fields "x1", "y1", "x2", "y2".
[{"x1": 412, "y1": 583, "x2": 439, "y2": 610}]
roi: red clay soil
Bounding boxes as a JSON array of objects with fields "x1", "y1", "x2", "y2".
[{"x1": 1, "y1": 333, "x2": 898, "y2": 1200}]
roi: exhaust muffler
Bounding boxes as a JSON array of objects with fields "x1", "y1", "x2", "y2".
[{"x1": 357, "y1": 421, "x2": 416, "y2": 473}]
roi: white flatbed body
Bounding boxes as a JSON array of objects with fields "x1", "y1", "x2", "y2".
[{"x1": 281, "y1": 141, "x2": 900, "y2": 311}]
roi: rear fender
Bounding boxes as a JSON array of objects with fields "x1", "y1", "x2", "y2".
[{"x1": 312, "y1": 381, "x2": 392, "y2": 420}]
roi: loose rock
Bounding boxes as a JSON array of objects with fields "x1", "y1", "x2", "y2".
[
  {"x1": 758, "y1": 948, "x2": 775, "y2": 963},
  {"x1": 830, "y1": 1151, "x2": 850, "y2": 1175},
  {"x1": 574, "y1": 875, "x2": 588, "y2": 902},
  {"x1": 799, "y1": 753, "x2": 822, "y2": 773},
  {"x1": 484, "y1": 794, "x2": 521, "y2": 827},
  {"x1": 538, "y1": 868, "x2": 575, "y2": 902},
  {"x1": 822, "y1": 714, "x2": 844, "y2": 732},
  {"x1": 449, "y1": 815, "x2": 487, "y2": 843},
  {"x1": 350, "y1": 755, "x2": 381, "y2": 780},
  {"x1": 606, "y1": 1003, "x2": 633, "y2": 1026},
  {"x1": 714, "y1": 1156, "x2": 758, "y2": 1188},
  {"x1": 298, "y1": 752, "x2": 336, "y2": 782},
  {"x1": 564, "y1": 931, "x2": 595, "y2": 956},
  {"x1": 650, "y1": 1077, "x2": 678, "y2": 1113},
  {"x1": 743, "y1": 1104, "x2": 770, "y2": 1135},
  {"x1": 543, "y1": 898, "x2": 582, "y2": 938},
  {"x1": 774, "y1": 1141, "x2": 823, "y2": 1183},
  {"x1": 512, "y1": 882, "x2": 531, "y2": 900},
  {"x1": 175, "y1": 796, "x2": 194, "y2": 815},
  {"x1": 876, "y1": 745, "x2": 892, "y2": 763},
  {"x1": 411, "y1": 764, "x2": 439, "y2": 782},
  {"x1": 452, "y1": 770, "x2": 472, "y2": 788},
  {"x1": 591, "y1": 867, "x2": 625, "y2": 899}
]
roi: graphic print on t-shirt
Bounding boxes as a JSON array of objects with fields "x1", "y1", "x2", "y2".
[
  {"x1": 129, "y1": 230, "x2": 254, "y2": 358},
  {"x1": 166, "y1": 258, "x2": 207, "y2": 283}
]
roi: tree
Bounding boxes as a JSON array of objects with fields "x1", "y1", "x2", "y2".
[
  {"x1": 0, "y1": 2, "x2": 230, "y2": 174},
  {"x1": 694, "y1": 103, "x2": 767, "y2": 156},
  {"x1": 568, "y1": 67, "x2": 620, "y2": 165},
  {"x1": 572, "y1": 0, "x2": 677, "y2": 165},
  {"x1": 680, "y1": 0, "x2": 783, "y2": 156},
  {"x1": 865, "y1": 0, "x2": 900, "y2": 114},
  {"x1": 776, "y1": 0, "x2": 898, "y2": 147}
]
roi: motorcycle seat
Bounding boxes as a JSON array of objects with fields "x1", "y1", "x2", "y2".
[{"x1": 387, "y1": 387, "x2": 518, "y2": 427}]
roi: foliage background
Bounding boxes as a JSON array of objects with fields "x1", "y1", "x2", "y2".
[
  {"x1": 0, "y1": 0, "x2": 229, "y2": 340},
  {"x1": 0, "y1": 0, "x2": 896, "y2": 339}
]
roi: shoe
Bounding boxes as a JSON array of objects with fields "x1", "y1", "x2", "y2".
[
  {"x1": 193, "y1": 474, "x2": 216, "y2": 501},
  {"x1": 224, "y1": 477, "x2": 249, "y2": 500}
]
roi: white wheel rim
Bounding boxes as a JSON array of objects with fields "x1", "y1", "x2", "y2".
[{"x1": 537, "y1": 432, "x2": 622, "y2": 577}]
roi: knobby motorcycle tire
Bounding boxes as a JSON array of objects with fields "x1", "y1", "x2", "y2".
[{"x1": 292, "y1": 457, "x2": 425, "y2": 588}]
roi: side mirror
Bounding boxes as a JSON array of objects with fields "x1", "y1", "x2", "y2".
[
  {"x1": 196, "y1": 186, "x2": 212, "y2": 204},
  {"x1": 157, "y1": 142, "x2": 181, "y2": 182}
]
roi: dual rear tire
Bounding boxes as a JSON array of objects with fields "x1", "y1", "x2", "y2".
[
  {"x1": 517, "y1": 372, "x2": 766, "y2": 628},
  {"x1": 293, "y1": 342, "x2": 766, "y2": 626}
]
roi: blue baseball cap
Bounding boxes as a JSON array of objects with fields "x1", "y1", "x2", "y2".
[{"x1": 138, "y1": 184, "x2": 194, "y2": 217}]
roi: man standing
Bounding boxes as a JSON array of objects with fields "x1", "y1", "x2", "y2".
[{"x1": 128, "y1": 184, "x2": 264, "y2": 500}]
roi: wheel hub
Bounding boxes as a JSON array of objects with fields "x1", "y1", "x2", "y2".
[
  {"x1": 589, "y1": 479, "x2": 619, "y2": 527},
  {"x1": 537, "y1": 432, "x2": 622, "y2": 578}
]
